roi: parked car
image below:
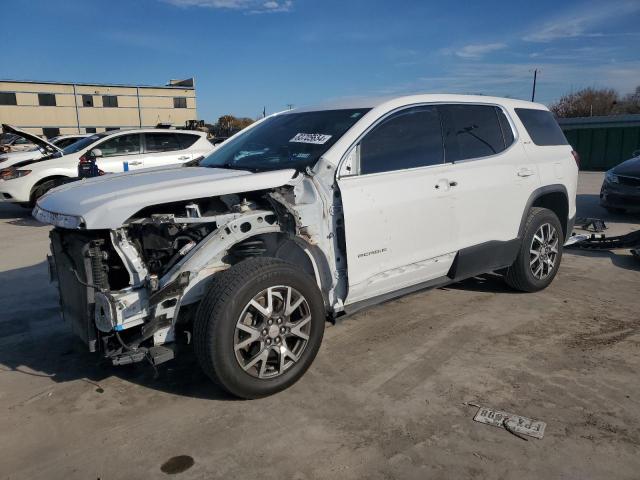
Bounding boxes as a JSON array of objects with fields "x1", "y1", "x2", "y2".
[
  {"x1": 0, "y1": 125, "x2": 89, "y2": 168},
  {"x1": 34, "y1": 94, "x2": 578, "y2": 399},
  {"x1": 600, "y1": 153, "x2": 640, "y2": 212},
  {"x1": 0, "y1": 128, "x2": 214, "y2": 206},
  {"x1": 0, "y1": 132, "x2": 36, "y2": 153}
]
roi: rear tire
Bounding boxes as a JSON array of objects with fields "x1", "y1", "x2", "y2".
[
  {"x1": 193, "y1": 257, "x2": 326, "y2": 399},
  {"x1": 504, "y1": 207, "x2": 564, "y2": 292}
]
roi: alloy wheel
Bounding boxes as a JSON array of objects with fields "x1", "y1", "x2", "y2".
[{"x1": 529, "y1": 223, "x2": 559, "y2": 280}]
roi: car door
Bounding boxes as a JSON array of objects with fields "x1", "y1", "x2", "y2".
[
  {"x1": 438, "y1": 104, "x2": 539, "y2": 252},
  {"x1": 94, "y1": 133, "x2": 144, "y2": 173},
  {"x1": 142, "y1": 132, "x2": 193, "y2": 169},
  {"x1": 337, "y1": 105, "x2": 457, "y2": 305}
]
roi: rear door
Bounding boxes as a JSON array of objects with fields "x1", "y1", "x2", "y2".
[
  {"x1": 338, "y1": 105, "x2": 456, "y2": 304},
  {"x1": 439, "y1": 104, "x2": 538, "y2": 251},
  {"x1": 94, "y1": 133, "x2": 144, "y2": 172},
  {"x1": 142, "y1": 132, "x2": 194, "y2": 168}
]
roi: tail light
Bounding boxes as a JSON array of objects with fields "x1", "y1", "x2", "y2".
[
  {"x1": 78, "y1": 154, "x2": 91, "y2": 164},
  {"x1": 571, "y1": 150, "x2": 580, "y2": 168}
]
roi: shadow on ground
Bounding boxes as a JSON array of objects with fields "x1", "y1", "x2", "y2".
[{"x1": 0, "y1": 261, "x2": 237, "y2": 402}]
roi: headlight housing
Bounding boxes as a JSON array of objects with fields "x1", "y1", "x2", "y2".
[
  {"x1": 605, "y1": 171, "x2": 619, "y2": 184},
  {"x1": 0, "y1": 168, "x2": 31, "y2": 180},
  {"x1": 32, "y1": 205, "x2": 86, "y2": 229}
]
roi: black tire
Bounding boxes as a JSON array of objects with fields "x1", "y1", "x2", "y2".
[
  {"x1": 29, "y1": 178, "x2": 64, "y2": 207},
  {"x1": 193, "y1": 257, "x2": 326, "y2": 399},
  {"x1": 504, "y1": 207, "x2": 564, "y2": 292}
]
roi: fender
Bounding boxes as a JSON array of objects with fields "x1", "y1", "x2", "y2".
[{"x1": 518, "y1": 184, "x2": 570, "y2": 238}]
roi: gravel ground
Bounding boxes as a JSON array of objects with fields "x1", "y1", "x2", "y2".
[{"x1": 0, "y1": 172, "x2": 639, "y2": 479}]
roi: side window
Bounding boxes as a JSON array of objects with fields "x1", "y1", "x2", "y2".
[
  {"x1": 496, "y1": 108, "x2": 515, "y2": 147},
  {"x1": 145, "y1": 132, "x2": 182, "y2": 153},
  {"x1": 439, "y1": 104, "x2": 506, "y2": 162},
  {"x1": 359, "y1": 106, "x2": 444, "y2": 175},
  {"x1": 177, "y1": 133, "x2": 200, "y2": 149},
  {"x1": 96, "y1": 134, "x2": 141, "y2": 157},
  {"x1": 515, "y1": 108, "x2": 568, "y2": 146}
]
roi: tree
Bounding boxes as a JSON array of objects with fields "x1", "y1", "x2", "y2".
[
  {"x1": 212, "y1": 115, "x2": 255, "y2": 137},
  {"x1": 550, "y1": 87, "x2": 618, "y2": 118},
  {"x1": 550, "y1": 85, "x2": 640, "y2": 118}
]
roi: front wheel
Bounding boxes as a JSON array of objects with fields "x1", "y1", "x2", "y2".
[
  {"x1": 193, "y1": 258, "x2": 326, "y2": 399},
  {"x1": 504, "y1": 207, "x2": 564, "y2": 292}
]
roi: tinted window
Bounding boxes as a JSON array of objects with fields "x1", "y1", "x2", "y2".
[
  {"x1": 359, "y1": 106, "x2": 443, "y2": 175},
  {"x1": 439, "y1": 104, "x2": 506, "y2": 162},
  {"x1": 42, "y1": 128, "x2": 60, "y2": 139},
  {"x1": 82, "y1": 95, "x2": 94, "y2": 107},
  {"x1": 96, "y1": 134, "x2": 141, "y2": 157},
  {"x1": 145, "y1": 132, "x2": 182, "y2": 152},
  {"x1": 178, "y1": 133, "x2": 200, "y2": 149},
  {"x1": 173, "y1": 97, "x2": 187, "y2": 108},
  {"x1": 515, "y1": 108, "x2": 568, "y2": 146},
  {"x1": 0, "y1": 92, "x2": 17, "y2": 105},
  {"x1": 200, "y1": 109, "x2": 369, "y2": 172},
  {"x1": 52, "y1": 137, "x2": 80, "y2": 148},
  {"x1": 496, "y1": 108, "x2": 515, "y2": 147},
  {"x1": 102, "y1": 95, "x2": 118, "y2": 108},
  {"x1": 38, "y1": 93, "x2": 56, "y2": 106}
]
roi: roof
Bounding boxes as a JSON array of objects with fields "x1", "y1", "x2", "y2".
[
  {"x1": 0, "y1": 78, "x2": 195, "y2": 90},
  {"x1": 292, "y1": 93, "x2": 546, "y2": 113},
  {"x1": 558, "y1": 114, "x2": 640, "y2": 129}
]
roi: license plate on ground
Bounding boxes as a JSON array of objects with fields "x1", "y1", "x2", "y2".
[{"x1": 474, "y1": 407, "x2": 546, "y2": 439}]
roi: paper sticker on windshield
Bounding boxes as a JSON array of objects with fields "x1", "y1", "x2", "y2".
[{"x1": 290, "y1": 133, "x2": 332, "y2": 145}]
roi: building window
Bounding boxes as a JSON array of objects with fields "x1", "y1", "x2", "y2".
[
  {"x1": 82, "y1": 95, "x2": 94, "y2": 107},
  {"x1": 85, "y1": 127, "x2": 97, "y2": 134},
  {"x1": 42, "y1": 128, "x2": 60, "y2": 139},
  {"x1": 0, "y1": 92, "x2": 17, "y2": 105},
  {"x1": 173, "y1": 97, "x2": 187, "y2": 108},
  {"x1": 38, "y1": 93, "x2": 57, "y2": 106},
  {"x1": 102, "y1": 95, "x2": 118, "y2": 108},
  {"x1": 105, "y1": 127, "x2": 119, "y2": 131}
]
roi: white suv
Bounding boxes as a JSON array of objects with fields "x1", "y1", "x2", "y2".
[
  {"x1": 35, "y1": 94, "x2": 578, "y2": 398},
  {"x1": 0, "y1": 128, "x2": 214, "y2": 206}
]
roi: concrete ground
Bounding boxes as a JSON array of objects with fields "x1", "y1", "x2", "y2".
[{"x1": 1, "y1": 172, "x2": 639, "y2": 479}]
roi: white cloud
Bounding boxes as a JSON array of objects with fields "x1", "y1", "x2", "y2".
[
  {"x1": 523, "y1": 1, "x2": 640, "y2": 42},
  {"x1": 454, "y1": 43, "x2": 507, "y2": 59},
  {"x1": 164, "y1": 0, "x2": 292, "y2": 13}
]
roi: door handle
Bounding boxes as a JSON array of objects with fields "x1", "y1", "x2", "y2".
[
  {"x1": 517, "y1": 168, "x2": 534, "y2": 177},
  {"x1": 449, "y1": 181, "x2": 458, "y2": 187},
  {"x1": 128, "y1": 161, "x2": 142, "y2": 166}
]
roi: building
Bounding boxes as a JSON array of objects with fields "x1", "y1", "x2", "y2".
[
  {"x1": 0, "y1": 78, "x2": 197, "y2": 137},
  {"x1": 559, "y1": 114, "x2": 640, "y2": 170}
]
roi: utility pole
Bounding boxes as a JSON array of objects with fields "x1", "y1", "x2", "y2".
[
  {"x1": 286, "y1": 104, "x2": 294, "y2": 110},
  {"x1": 531, "y1": 69, "x2": 538, "y2": 102}
]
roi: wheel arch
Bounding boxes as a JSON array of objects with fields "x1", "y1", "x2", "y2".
[
  {"x1": 519, "y1": 185, "x2": 570, "y2": 239},
  {"x1": 29, "y1": 174, "x2": 71, "y2": 203}
]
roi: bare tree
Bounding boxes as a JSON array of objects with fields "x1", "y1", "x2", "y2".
[{"x1": 550, "y1": 87, "x2": 619, "y2": 118}]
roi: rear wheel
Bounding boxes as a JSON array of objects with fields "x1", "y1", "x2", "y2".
[
  {"x1": 504, "y1": 207, "x2": 563, "y2": 292},
  {"x1": 193, "y1": 258, "x2": 326, "y2": 399}
]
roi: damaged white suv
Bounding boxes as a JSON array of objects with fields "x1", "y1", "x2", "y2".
[{"x1": 35, "y1": 94, "x2": 578, "y2": 398}]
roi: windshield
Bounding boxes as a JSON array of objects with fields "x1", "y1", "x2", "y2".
[
  {"x1": 199, "y1": 109, "x2": 370, "y2": 172},
  {"x1": 62, "y1": 133, "x2": 106, "y2": 155}
]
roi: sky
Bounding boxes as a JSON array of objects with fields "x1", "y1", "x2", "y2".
[{"x1": 2, "y1": 0, "x2": 639, "y2": 121}]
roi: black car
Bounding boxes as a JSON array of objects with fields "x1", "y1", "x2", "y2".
[{"x1": 600, "y1": 155, "x2": 640, "y2": 212}]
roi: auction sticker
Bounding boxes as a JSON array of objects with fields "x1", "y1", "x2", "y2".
[{"x1": 290, "y1": 133, "x2": 332, "y2": 145}]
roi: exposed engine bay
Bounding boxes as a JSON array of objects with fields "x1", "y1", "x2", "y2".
[{"x1": 46, "y1": 173, "x2": 346, "y2": 367}]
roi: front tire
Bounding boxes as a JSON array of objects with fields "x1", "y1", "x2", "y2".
[
  {"x1": 504, "y1": 207, "x2": 564, "y2": 292},
  {"x1": 193, "y1": 258, "x2": 326, "y2": 399}
]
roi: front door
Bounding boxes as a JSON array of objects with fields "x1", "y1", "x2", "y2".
[
  {"x1": 337, "y1": 105, "x2": 456, "y2": 305},
  {"x1": 94, "y1": 133, "x2": 144, "y2": 173}
]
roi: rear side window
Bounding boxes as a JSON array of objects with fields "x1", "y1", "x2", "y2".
[
  {"x1": 145, "y1": 132, "x2": 182, "y2": 152},
  {"x1": 515, "y1": 108, "x2": 568, "y2": 146},
  {"x1": 360, "y1": 106, "x2": 444, "y2": 175},
  {"x1": 177, "y1": 133, "x2": 200, "y2": 149},
  {"x1": 439, "y1": 104, "x2": 507, "y2": 162},
  {"x1": 97, "y1": 133, "x2": 141, "y2": 157}
]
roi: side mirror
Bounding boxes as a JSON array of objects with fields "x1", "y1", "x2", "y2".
[{"x1": 89, "y1": 148, "x2": 103, "y2": 158}]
